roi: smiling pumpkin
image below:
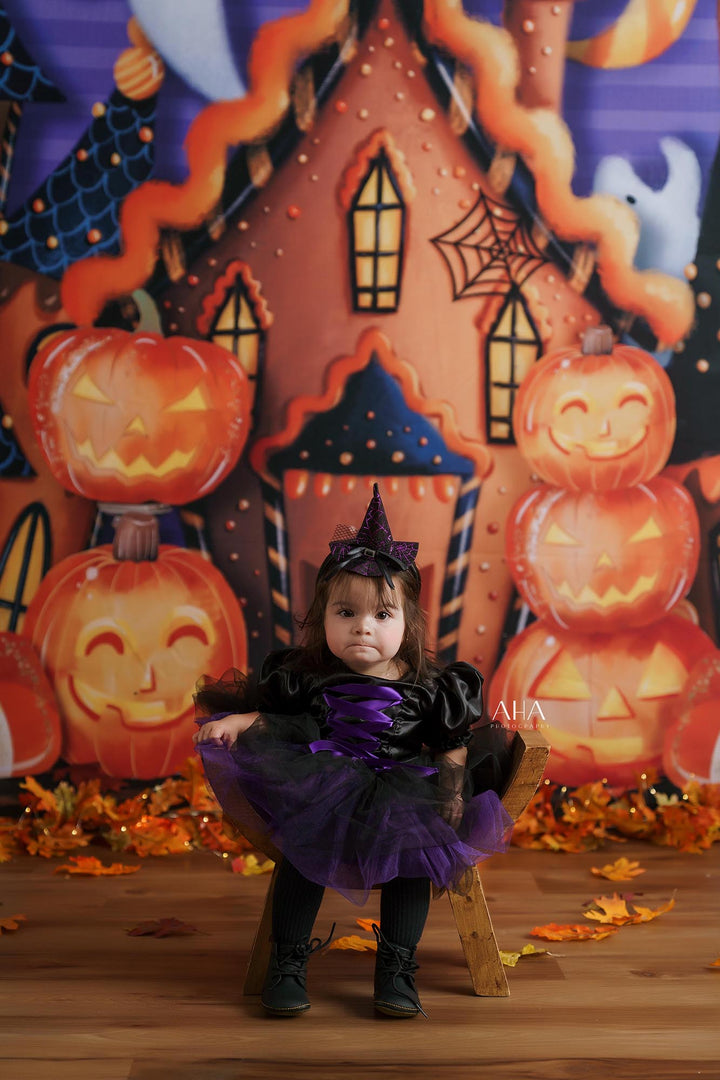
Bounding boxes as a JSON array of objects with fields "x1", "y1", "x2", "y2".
[{"x1": 513, "y1": 326, "x2": 676, "y2": 491}]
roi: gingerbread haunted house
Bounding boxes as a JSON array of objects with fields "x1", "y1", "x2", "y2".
[{"x1": 61, "y1": 0, "x2": 693, "y2": 676}]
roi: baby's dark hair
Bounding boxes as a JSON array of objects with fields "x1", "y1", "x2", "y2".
[{"x1": 298, "y1": 557, "x2": 434, "y2": 681}]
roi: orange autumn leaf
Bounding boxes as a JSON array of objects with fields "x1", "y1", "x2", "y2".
[
  {"x1": 584, "y1": 893, "x2": 638, "y2": 926},
  {"x1": 328, "y1": 935, "x2": 377, "y2": 952},
  {"x1": 127, "y1": 917, "x2": 200, "y2": 938},
  {"x1": 54, "y1": 855, "x2": 140, "y2": 876},
  {"x1": 709, "y1": 958, "x2": 720, "y2": 969},
  {"x1": 585, "y1": 893, "x2": 675, "y2": 926},
  {"x1": 530, "y1": 922, "x2": 619, "y2": 942},
  {"x1": 0, "y1": 914, "x2": 26, "y2": 934},
  {"x1": 20, "y1": 775, "x2": 59, "y2": 814},
  {"x1": 630, "y1": 897, "x2": 676, "y2": 924},
  {"x1": 355, "y1": 918, "x2": 377, "y2": 934},
  {"x1": 591, "y1": 858, "x2": 646, "y2": 881}
]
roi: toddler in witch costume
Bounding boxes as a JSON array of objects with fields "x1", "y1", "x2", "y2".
[{"x1": 193, "y1": 485, "x2": 513, "y2": 1018}]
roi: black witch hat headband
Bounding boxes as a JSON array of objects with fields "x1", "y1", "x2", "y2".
[{"x1": 326, "y1": 483, "x2": 419, "y2": 588}]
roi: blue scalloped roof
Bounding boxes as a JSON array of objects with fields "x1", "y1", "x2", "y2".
[
  {"x1": 268, "y1": 354, "x2": 475, "y2": 478},
  {"x1": 0, "y1": 6, "x2": 64, "y2": 102},
  {"x1": 0, "y1": 88, "x2": 156, "y2": 277}
]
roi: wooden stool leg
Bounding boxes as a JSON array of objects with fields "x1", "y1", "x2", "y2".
[
  {"x1": 448, "y1": 866, "x2": 509, "y2": 997},
  {"x1": 243, "y1": 861, "x2": 279, "y2": 995}
]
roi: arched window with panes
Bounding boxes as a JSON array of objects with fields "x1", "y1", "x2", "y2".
[
  {"x1": 203, "y1": 263, "x2": 270, "y2": 417},
  {"x1": 348, "y1": 147, "x2": 406, "y2": 312},
  {"x1": 485, "y1": 286, "x2": 542, "y2": 443}
]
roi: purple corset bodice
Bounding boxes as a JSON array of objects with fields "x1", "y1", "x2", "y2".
[{"x1": 310, "y1": 682, "x2": 436, "y2": 776}]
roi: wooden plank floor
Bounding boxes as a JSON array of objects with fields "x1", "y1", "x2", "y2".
[{"x1": 2, "y1": 840, "x2": 719, "y2": 1080}]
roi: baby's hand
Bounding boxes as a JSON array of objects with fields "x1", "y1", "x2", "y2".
[{"x1": 192, "y1": 712, "x2": 258, "y2": 748}]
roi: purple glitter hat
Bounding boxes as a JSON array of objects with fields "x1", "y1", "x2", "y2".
[{"x1": 327, "y1": 484, "x2": 419, "y2": 588}]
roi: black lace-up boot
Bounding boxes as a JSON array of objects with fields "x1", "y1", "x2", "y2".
[
  {"x1": 372, "y1": 923, "x2": 428, "y2": 1018},
  {"x1": 261, "y1": 928, "x2": 333, "y2": 1016}
]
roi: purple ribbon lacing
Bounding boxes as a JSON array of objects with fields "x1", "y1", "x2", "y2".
[{"x1": 310, "y1": 683, "x2": 437, "y2": 777}]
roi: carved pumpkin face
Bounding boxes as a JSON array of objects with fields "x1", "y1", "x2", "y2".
[
  {"x1": 488, "y1": 616, "x2": 715, "y2": 788},
  {"x1": 23, "y1": 545, "x2": 247, "y2": 779},
  {"x1": 513, "y1": 342, "x2": 675, "y2": 490},
  {"x1": 28, "y1": 328, "x2": 250, "y2": 504},
  {"x1": 506, "y1": 478, "x2": 699, "y2": 632},
  {"x1": 0, "y1": 632, "x2": 61, "y2": 777}
]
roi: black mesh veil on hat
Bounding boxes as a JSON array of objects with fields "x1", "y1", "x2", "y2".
[{"x1": 324, "y1": 483, "x2": 419, "y2": 588}]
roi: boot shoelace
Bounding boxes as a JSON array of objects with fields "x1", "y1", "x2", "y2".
[
  {"x1": 372, "y1": 924, "x2": 429, "y2": 1018},
  {"x1": 269, "y1": 924, "x2": 335, "y2": 988}
]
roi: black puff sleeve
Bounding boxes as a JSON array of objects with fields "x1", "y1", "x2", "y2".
[
  {"x1": 256, "y1": 649, "x2": 313, "y2": 714},
  {"x1": 426, "y1": 662, "x2": 483, "y2": 752}
]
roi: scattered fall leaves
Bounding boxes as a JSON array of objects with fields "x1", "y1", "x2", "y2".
[
  {"x1": 532, "y1": 889, "x2": 675, "y2": 944},
  {"x1": 328, "y1": 935, "x2": 377, "y2": 952},
  {"x1": 3, "y1": 761, "x2": 719, "y2": 870},
  {"x1": 126, "y1": 917, "x2": 200, "y2": 938},
  {"x1": 2, "y1": 757, "x2": 253, "y2": 863},
  {"x1": 591, "y1": 857, "x2": 645, "y2": 881},
  {"x1": 54, "y1": 855, "x2": 140, "y2": 877},
  {"x1": 513, "y1": 776, "x2": 720, "y2": 855},
  {"x1": 0, "y1": 914, "x2": 26, "y2": 934}
]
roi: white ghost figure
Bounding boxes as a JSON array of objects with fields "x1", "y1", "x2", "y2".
[
  {"x1": 592, "y1": 136, "x2": 701, "y2": 280},
  {"x1": 129, "y1": 0, "x2": 245, "y2": 102}
]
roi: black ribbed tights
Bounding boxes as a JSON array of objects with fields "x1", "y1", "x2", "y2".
[{"x1": 271, "y1": 858, "x2": 430, "y2": 949}]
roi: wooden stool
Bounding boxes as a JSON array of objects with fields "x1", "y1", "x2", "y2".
[{"x1": 242, "y1": 728, "x2": 549, "y2": 997}]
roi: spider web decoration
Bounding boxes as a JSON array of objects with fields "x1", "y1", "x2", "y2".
[{"x1": 431, "y1": 190, "x2": 550, "y2": 300}]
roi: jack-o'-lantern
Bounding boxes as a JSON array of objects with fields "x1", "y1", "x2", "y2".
[
  {"x1": 28, "y1": 327, "x2": 250, "y2": 505},
  {"x1": 0, "y1": 632, "x2": 61, "y2": 777},
  {"x1": 663, "y1": 654, "x2": 720, "y2": 787},
  {"x1": 488, "y1": 615, "x2": 716, "y2": 788},
  {"x1": 513, "y1": 326, "x2": 675, "y2": 491},
  {"x1": 23, "y1": 516, "x2": 247, "y2": 779},
  {"x1": 506, "y1": 477, "x2": 699, "y2": 632}
]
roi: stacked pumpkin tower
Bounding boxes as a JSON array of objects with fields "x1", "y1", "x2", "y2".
[
  {"x1": 21, "y1": 328, "x2": 251, "y2": 779},
  {"x1": 489, "y1": 326, "x2": 715, "y2": 789}
]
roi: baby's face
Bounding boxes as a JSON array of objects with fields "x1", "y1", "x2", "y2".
[{"x1": 324, "y1": 575, "x2": 406, "y2": 678}]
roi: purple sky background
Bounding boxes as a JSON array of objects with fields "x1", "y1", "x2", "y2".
[{"x1": 4, "y1": 0, "x2": 720, "y2": 214}]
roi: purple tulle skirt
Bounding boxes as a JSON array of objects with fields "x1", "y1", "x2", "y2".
[{"x1": 196, "y1": 712, "x2": 513, "y2": 903}]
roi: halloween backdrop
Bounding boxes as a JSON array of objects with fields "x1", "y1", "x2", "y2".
[{"x1": 1, "y1": 0, "x2": 720, "y2": 790}]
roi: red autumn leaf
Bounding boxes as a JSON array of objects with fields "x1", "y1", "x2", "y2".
[
  {"x1": 530, "y1": 922, "x2": 619, "y2": 942},
  {"x1": 54, "y1": 855, "x2": 140, "y2": 876},
  {"x1": 126, "y1": 917, "x2": 200, "y2": 938},
  {"x1": 0, "y1": 914, "x2": 26, "y2": 934}
]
